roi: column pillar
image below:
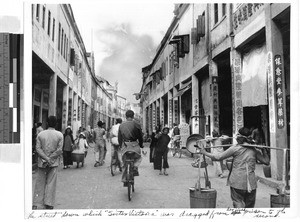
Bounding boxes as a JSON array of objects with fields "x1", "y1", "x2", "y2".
[
  {"x1": 48, "y1": 73, "x2": 57, "y2": 116},
  {"x1": 191, "y1": 74, "x2": 199, "y2": 134},
  {"x1": 265, "y1": 5, "x2": 288, "y2": 180}
]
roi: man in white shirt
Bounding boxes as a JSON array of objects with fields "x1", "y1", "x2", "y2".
[{"x1": 110, "y1": 118, "x2": 123, "y2": 167}]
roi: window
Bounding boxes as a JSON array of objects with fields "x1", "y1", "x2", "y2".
[
  {"x1": 64, "y1": 34, "x2": 66, "y2": 59},
  {"x1": 222, "y1": 4, "x2": 226, "y2": 16},
  {"x1": 66, "y1": 39, "x2": 68, "y2": 62},
  {"x1": 42, "y1": 5, "x2": 46, "y2": 29},
  {"x1": 52, "y1": 18, "x2": 55, "y2": 41},
  {"x1": 36, "y1": 4, "x2": 40, "y2": 21},
  {"x1": 214, "y1": 4, "x2": 218, "y2": 24},
  {"x1": 47, "y1": 11, "x2": 51, "y2": 36},
  {"x1": 58, "y1": 23, "x2": 61, "y2": 50},
  {"x1": 61, "y1": 29, "x2": 64, "y2": 54}
]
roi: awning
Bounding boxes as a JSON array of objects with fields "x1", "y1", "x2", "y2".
[
  {"x1": 172, "y1": 82, "x2": 191, "y2": 99},
  {"x1": 179, "y1": 80, "x2": 192, "y2": 91}
]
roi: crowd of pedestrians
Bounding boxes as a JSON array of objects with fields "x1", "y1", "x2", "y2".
[{"x1": 32, "y1": 110, "x2": 270, "y2": 210}]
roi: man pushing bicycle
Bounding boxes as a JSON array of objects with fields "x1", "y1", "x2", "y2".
[{"x1": 118, "y1": 110, "x2": 144, "y2": 185}]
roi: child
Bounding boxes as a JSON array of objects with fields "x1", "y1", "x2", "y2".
[{"x1": 72, "y1": 133, "x2": 89, "y2": 167}]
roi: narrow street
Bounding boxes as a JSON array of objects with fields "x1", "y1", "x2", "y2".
[{"x1": 33, "y1": 142, "x2": 276, "y2": 209}]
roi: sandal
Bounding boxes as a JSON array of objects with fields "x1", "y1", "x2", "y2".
[
  {"x1": 159, "y1": 171, "x2": 163, "y2": 175},
  {"x1": 164, "y1": 172, "x2": 168, "y2": 176}
]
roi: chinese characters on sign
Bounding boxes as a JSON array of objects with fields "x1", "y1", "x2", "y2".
[
  {"x1": 81, "y1": 101, "x2": 85, "y2": 128},
  {"x1": 274, "y1": 55, "x2": 285, "y2": 129},
  {"x1": 152, "y1": 105, "x2": 156, "y2": 130},
  {"x1": 174, "y1": 99, "x2": 179, "y2": 125},
  {"x1": 233, "y1": 58, "x2": 243, "y2": 131},
  {"x1": 233, "y1": 3, "x2": 264, "y2": 31},
  {"x1": 193, "y1": 98, "x2": 199, "y2": 133},
  {"x1": 267, "y1": 52, "x2": 276, "y2": 133},
  {"x1": 62, "y1": 100, "x2": 67, "y2": 127},
  {"x1": 161, "y1": 105, "x2": 164, "y2": 127},
  {"x1": 156, "y1": 105, "x2": 160, "y2": 127},
  {"x1": 212, "y1": 76, "x2": 219, "y2": 129},
  {"x1": 169, "y1": 99, "x2": 173, "y2": 127}
]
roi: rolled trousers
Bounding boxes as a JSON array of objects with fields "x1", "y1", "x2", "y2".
[
  {"x1": 230, "y1": 187, "x2": 256, "y2": 208},
  {"x1": 33, "y1": 166, "x2": 58, "y2": 208},
  {"x1": 94, "y1": 141, "x2": 105, "y2": 163}
]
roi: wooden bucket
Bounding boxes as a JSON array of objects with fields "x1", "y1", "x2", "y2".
[
  {"x1": 270, "y1": 194, "x2": 290, "y2": 208},
  {"x1": 189, "y1": 188, "x2": 217, "y2": 208}
]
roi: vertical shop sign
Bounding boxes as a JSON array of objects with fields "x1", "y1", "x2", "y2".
[
  {"x1": 169, "y1": 99, "x2": 173, "y2": 127},
  {"x1": 62, "y1": 100, "x2": 67, "y2": 127},
  {"x1": 212, "y1": 76, "x2": 219, "y2": 129},
  {"x1": 174, "y1": 99, "x2": 179, "y2": 124},
  {"x1": 267, "y1": 52, "x2": 275, "y2": 133},
  {"x1": 68, "y1": 98, "x2": 72, "y2": 125},
  {"x1": 157, "y1": 105, "x2": 160, "y2": 127},
  {"x1": 152, "y1": 104, "x2": 156, "y2": 130},
  {"x1": 193, "y1": 98, "x2": 199, "y2": 132},
  {"x1": 234, "y1": 58, "x2": 243, "y2": 130},
  {"x1": 81, "y1": 101, "x2": 85, "y2": 127},
  {"x1": 274, "y1": 55, "x2": 285, "y2": 129}
]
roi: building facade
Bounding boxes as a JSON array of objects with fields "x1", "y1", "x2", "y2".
[
  {"x1": 139, "y1": 3, "x2": 290, "y2": 181},
  {"x1": 32, "y1": 4, "x2": 123, "y2": 136}
]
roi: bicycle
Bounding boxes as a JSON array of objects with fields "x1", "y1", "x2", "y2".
[
  {"x1": 110, "y1": 145, "x2": 122, "y2": 176},
  {"x1": 123, "y1": 151, "x2": 136, "y2": 201}
]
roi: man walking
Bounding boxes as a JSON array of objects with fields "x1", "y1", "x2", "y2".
[
  {"x1": 93, "y1": 121, "x2": 106, "y2": 167},
  {"x1": 110, "y1": 118, "x2": 123, "y2": 169},
  {"x1": 118, "y1": 110, "x2": 144, "y2": 184},
  {"x1": 198, "y1": 127, "x2": 270, "y2": 208},
  {"x1": 32, "y1": 116, "x2": 63, "y2": 210}
]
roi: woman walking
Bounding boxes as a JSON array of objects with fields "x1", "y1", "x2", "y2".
[
  {"x1": 63, "y1": 126, "x2": 74, "y2": 169},
  {"x1": 93, "y1": 121, "x2": 106, "y2": 167},
  {"x1": 149, "y1": 128, "x2": 160, "y2": 164},
  {"x1": 154, "y1": 127, "x2": 170, "y2": 175}
]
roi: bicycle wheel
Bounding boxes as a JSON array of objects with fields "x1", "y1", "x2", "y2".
[
  {"x1": 110, "y1": 162, "x2": 115, "y2": 176},
  {"x1": 128, "y1": 182, "x2": 132, "y2": 201}
]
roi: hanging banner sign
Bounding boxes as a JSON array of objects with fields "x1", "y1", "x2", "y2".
[
  {"x1": 174, "y1": 99, "x2": 179, "y2": 124},
  {"x1": 169, "y1": 99, "x2": 173, "y2": 127},
  {"x1": 274, "y1": 55, "x2": 285, "y2": 129},
  {"x1": 212, "y1": 76, "x2": 219, "y2": 129}
]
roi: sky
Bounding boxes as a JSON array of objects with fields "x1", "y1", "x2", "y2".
[{"x1": 71, "y1": 1, "x2": 175, "y2": 103}]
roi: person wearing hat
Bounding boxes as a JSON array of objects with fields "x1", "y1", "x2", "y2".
[
  {"x1": 62, "y1": 126, "x2": 74, "y2": 169},
  {"x1": 198, "y1": 127, "x2": 270, "y2": 208},
  {"x1": 154, "y1": 127, "x2": 171, "y2": 176},
  {"x1": 93, "y1": 120, "x2": 106, "y2": 167}
]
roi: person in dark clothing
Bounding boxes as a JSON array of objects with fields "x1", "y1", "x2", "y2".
[
  {"x1": 149, "y1": 127, "x2": 160, "y2": 163},
  {"x1": 63, "y1": 126, "x2": 74, "y2": 169},
  {"x1": 154, "y1": 127, "x2": 171, "y2": 175},
  {"x1": 118, "y1": 110, "x2": 144, "y2": 183}
]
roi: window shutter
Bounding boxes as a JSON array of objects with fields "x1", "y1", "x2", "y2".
[
  {"x1": 70, "y1": 48, "x2": 75, "y2": 66},
  {"x1": 177, "y1": 39, "x2": 185, "y2": 58},
  {"x1": 197, "y1": 15, "x2": 202, "y2": 41},
  {"x1": 200, "y1": 14, "x2": 205, "y2": 37},
  {"x1": 191, "y1": 28, "x2": 197, "y2": 45},
  {"x1": 182, "y1": 35, "x2": 189, "y2": 53}
]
